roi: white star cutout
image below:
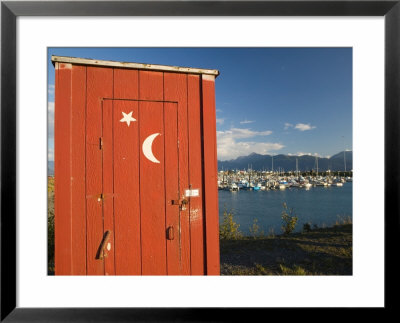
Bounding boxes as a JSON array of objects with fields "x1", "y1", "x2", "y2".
[{"x1": 120, "y1": 111, "x2": 137, "y2": 127}]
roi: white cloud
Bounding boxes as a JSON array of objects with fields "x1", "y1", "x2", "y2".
[
  {"x1": 48, "y1": 101, "x2": 54, "y2": 113},
  {"x1": 48, "y1": 102, "x2": 54, "y2": 139},
  {"x1": 294, "y1": 123, "x2": 316, "y2": 131},
  {"x1": 296, "y1": 152, "x2": 311, "y2": 156},
  {"x1": 217, "y1": 127, "x2": 283, "y2": 160},
  {"x1": 48, "y1": 148, "x2": 54, "y2": 161},
  {"x1": 48, "y1": 84, "x2": 55, "y2": 95},
  {"x1": 295, "y1": 152, "x2": 329, "y2": 158},
  {"x1": 216, "y1": 118, "x2": 225, "y2": 125},
  {"x1": 219, "y1": 127, "x2": 272, "y2": 139},
  {"x1": 239, "y1": 120, "x2": 255, "y2": 124},
  {"x1": 284, "y1": 122, "x2": 293, "y2": 130}
]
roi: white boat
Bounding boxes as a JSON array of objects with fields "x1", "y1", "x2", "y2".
[
  {"x1": 304, "y1": 183, "x2": 312, "y2": 189},
  {"x1": 279, "y1": 184, "x2": 286, "y2": 190}
]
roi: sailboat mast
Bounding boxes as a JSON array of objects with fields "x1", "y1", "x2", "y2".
[
  {"x1": 271, "y1": 155, "x2": 274, "y2": 174},
  {"x1": 342, "y1": 136, "x2": 347, "y2": 173}
]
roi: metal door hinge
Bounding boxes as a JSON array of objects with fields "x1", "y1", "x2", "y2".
[{"x1": 99, "y1": 137, "x2": 103, "y2": 150}]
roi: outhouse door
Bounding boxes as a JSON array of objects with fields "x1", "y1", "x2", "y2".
[
  {"x1": 86, "y1": 98, "x2": 193, "y2": 275},
  {"x1": 55, "y1": 63, "x2": 219, "y2": 276}
]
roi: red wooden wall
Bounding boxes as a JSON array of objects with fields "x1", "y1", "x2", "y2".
[{"x1": 54, "y1": 63, "x2": 220, "y2": 275}]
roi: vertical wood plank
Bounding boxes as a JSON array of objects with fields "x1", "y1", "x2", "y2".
[
  {"x1": 139, "y1": 101, "x2": 166, "y2": 275},
  {"x1": 113, "y1": 100, "x2": 141, "y2": 275},
  {"x1": 201, "y1": 75, "x2": 220, "y2": 275},
  {"x1": 114, "y1": 68, "x2": 138, "y2": 100},
  {"x1": 139, "y1": 70, "x2": 163, "y2": 101},
  {"x1": 102, "y1": 100, "x2": 115, "y2": 275},
  {"x1": 86, "y1": 66, "x2": 113, "y2": 275},
  {"x1": 70, "y1": 65, "x2": 87, "y2": 275},
  {"x1": 139, "y1": 71, "x2": 166, "y2": 275},
  {"x1": 187, "y1": 75, "x2": 205, "y2": 275},
  {"x1": 164, "y1": 72, "x2": 191, "y2": 275},
  {"x1": 54, "y1": 62, "x2": 72, "y2": 275},
  {"x1": 113, "y1": 69, "x2": 141, "y2": 275},
  {"x1": 164, "y1": 102, "x2": 180, "y2": 275}
]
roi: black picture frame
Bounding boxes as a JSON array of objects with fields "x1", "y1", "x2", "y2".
[{"x1": 1, "y1": 0, "x2": 398, "y2": 321}]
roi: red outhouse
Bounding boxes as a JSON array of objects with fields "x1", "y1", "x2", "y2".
[{"x1": 53, "y1": 56, "x2": 220, "y2": 275}]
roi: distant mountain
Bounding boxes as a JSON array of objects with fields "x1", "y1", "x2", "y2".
[
  {"x1": 218, "y1": 151, "x2": 352, "y2": 172},
  {"x1": 47, "y1": 151, "x2": 352, "y2": 175},
  {"x1": 48, "y1": 161, "x2": 54, "y2": 176}
]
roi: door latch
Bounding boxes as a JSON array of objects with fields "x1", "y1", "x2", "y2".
[
  {"x1": 171, "y1": 198, "x2": 188, "y2": 206},
  {"x1": 171, "y1": 198, "x2": 188, "y2": 210}
]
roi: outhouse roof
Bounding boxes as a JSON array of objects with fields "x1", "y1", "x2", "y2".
[{"x1": 51, "y1": 55, "x2": 219, "y2": 77}]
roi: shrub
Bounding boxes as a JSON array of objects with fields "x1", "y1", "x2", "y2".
[
  {"x1": 249, "y1": 218, "x2": 264, "y2": 239},
  {"x1": 48, "y1": 177, "x2": 55, "y2": 274},
  {"x1": 303, "y1": 222, "x2": 312, "y2": 232},
  {"x1": 48, "y1": 213, "x2": 55, "y2": 268},
  {"x1": 220, "y1": 209, "x2": 242, "y2": 240},
  {"x1": 267, "y1": 227, "x2": 275, "y2": 238},
  {"x1": 281, "y1": 202, "x2": 298, "y2": 235},
  {"x1": 279, "y1": 264, "x2": 307, "y2": 275},
  {"x1": 335, "y1": 215, "x2": 353, "y2": 225}
]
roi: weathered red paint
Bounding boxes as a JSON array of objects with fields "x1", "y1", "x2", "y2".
[
  {"x1": 102, "y1": 100, "x2": 116, "y2": 275},
  {"x1": 70, "y1": 65, "x2": 87, "y2": 275},
  {"x1": 164, "y1": 72, "x2": 191, "y2": 275},
  {"x1": 54, "y1": 57, "x2": 219, "y2": 275},
  {"x1": 112, "y1": 99, "x2": 141, "y2": 275},
  {"x1": 113, "y1": 69, "x2": 141, "y2": 275},
  {"x1": 164, "y1": 102, "x2": 180, "y2": 275},
  {"x1": 202, "y1": 75, "x2": 221, "y2": 275},
  {"x1": 187, "y1": 74, "x2": 205, "y2": 275},
  {"x1": 86, "y1": 66, "x2": 113, "y2": 275},
  {"x1": 54, "y1": 63, "x2": 72, "y2": 275}
]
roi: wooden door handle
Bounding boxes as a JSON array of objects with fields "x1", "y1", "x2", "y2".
[
  {"x1": 166, "y1": 226, "x2": 174, "y2": 240},
  {"x1": 95, "y1": 231, "x2": 111, "y2": 260}
]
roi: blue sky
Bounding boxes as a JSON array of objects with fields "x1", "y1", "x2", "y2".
[{"x1": 48, "y1": 47, "x2": 352, "y2": 161}]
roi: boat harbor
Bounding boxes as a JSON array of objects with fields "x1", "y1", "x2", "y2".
[{"x1": 218, "y1": 169, "x2": 352, "y2": 192}]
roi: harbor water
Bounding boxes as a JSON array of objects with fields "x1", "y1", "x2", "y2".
[{"x1": 218, "y1": 182, "x2": 352, "y2": 235}]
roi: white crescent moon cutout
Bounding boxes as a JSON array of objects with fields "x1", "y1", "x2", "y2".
[{"x1": 142, "y1": 133, "x2": 161, "y2": 163}]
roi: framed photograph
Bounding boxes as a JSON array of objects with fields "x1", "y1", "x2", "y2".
[{"x1": 1, "y1": 0, "x2": 398, "y2": 320}]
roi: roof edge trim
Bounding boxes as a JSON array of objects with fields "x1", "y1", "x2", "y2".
[{"x1": 51, "y1": 55, "x2": 219, "y2": 76}]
